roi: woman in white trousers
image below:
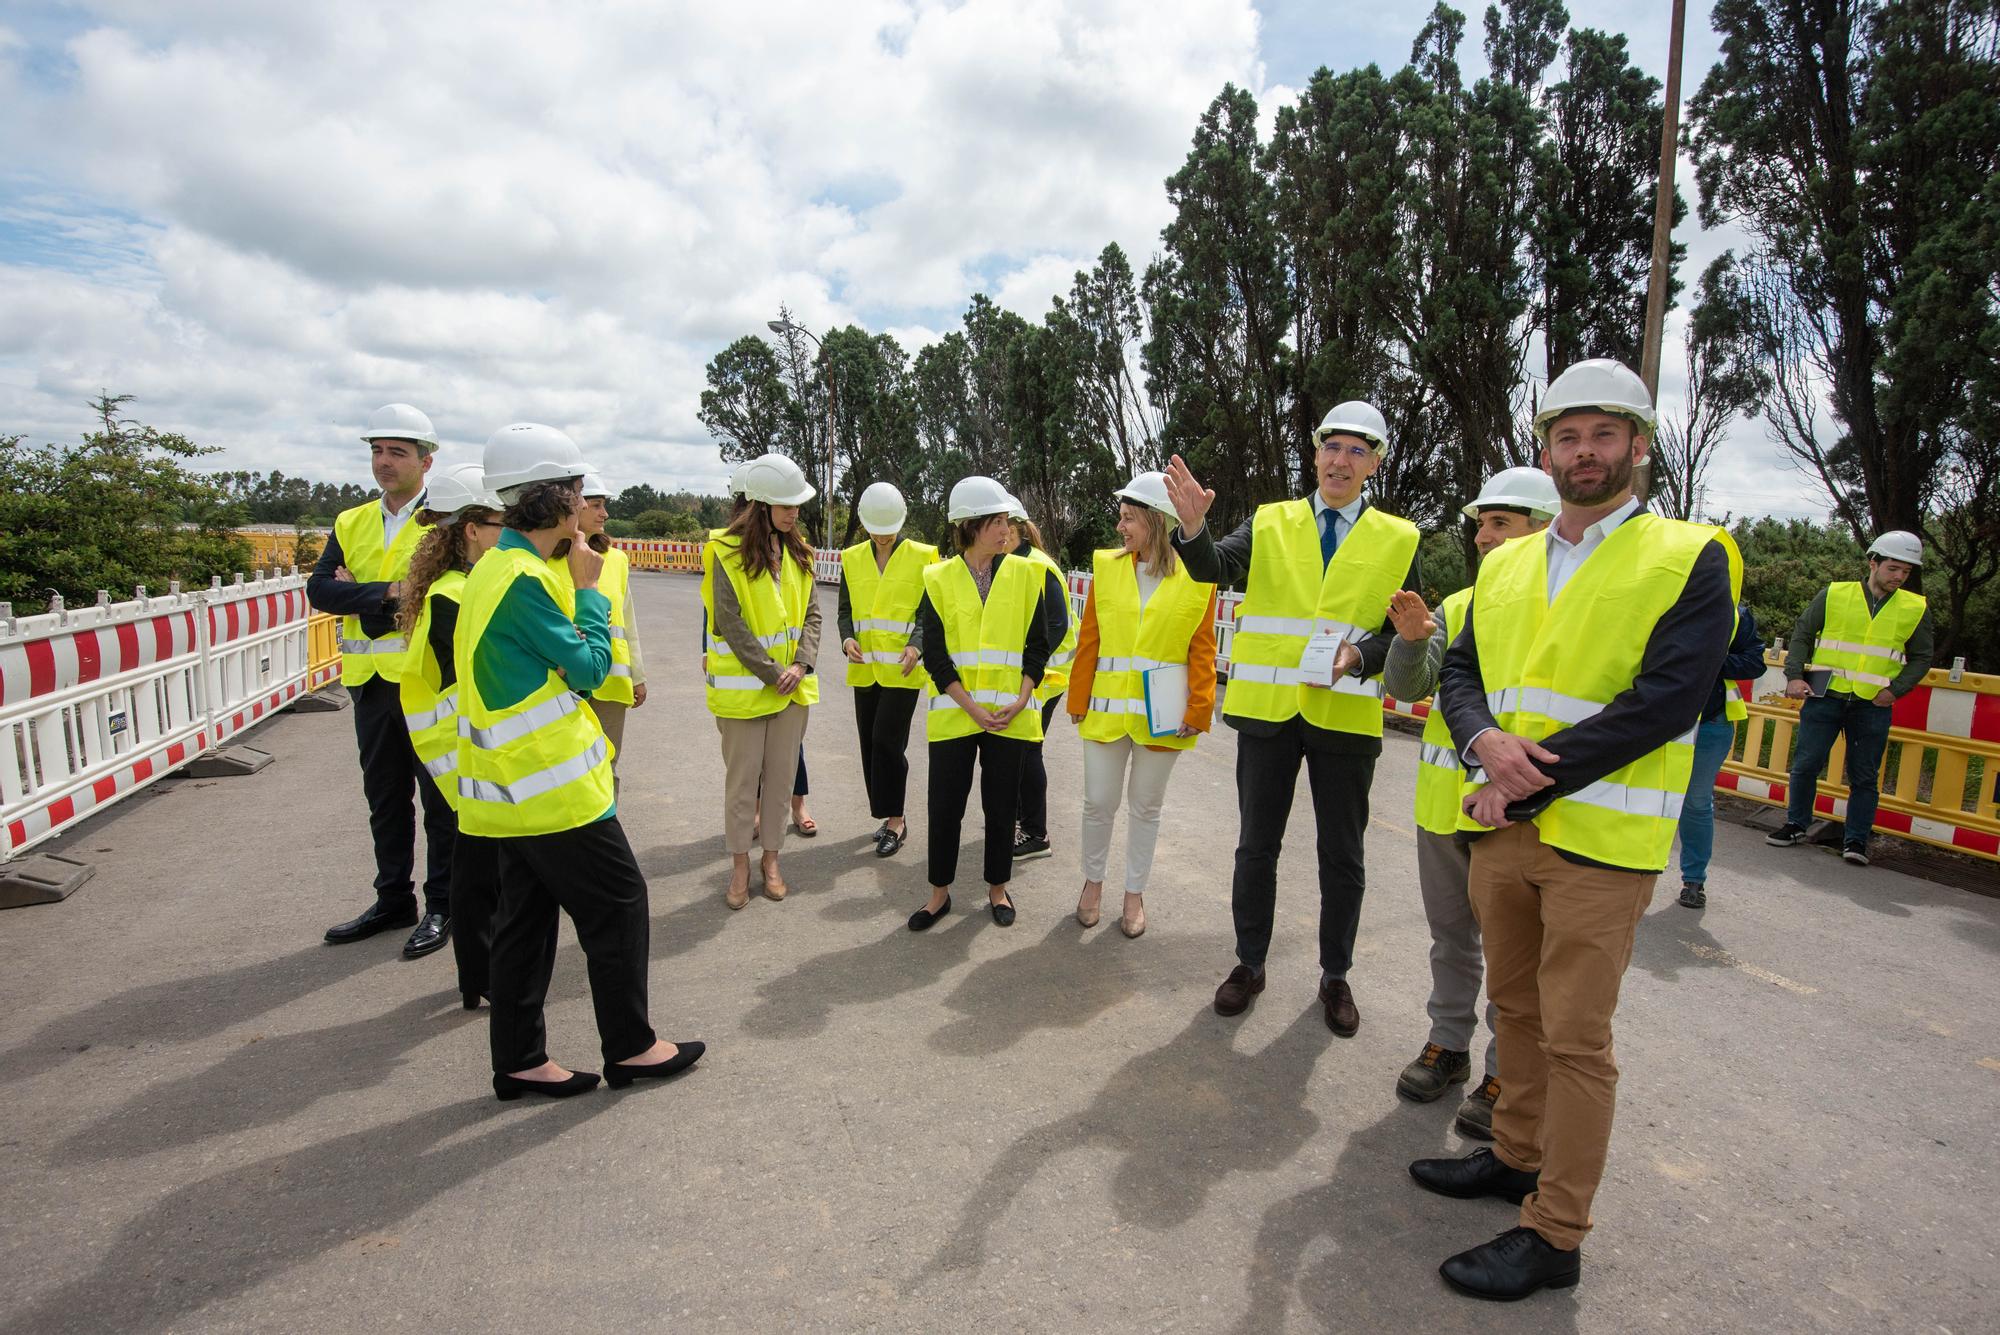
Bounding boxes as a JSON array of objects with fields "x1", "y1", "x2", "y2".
[{"x1": 1064, "y1": 472, "x2": 1218, "y2": 937}]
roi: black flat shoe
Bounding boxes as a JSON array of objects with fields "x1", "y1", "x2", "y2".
[
  {"x1": 461, "y1": 990, "x2": 487, "y2": 1011},
  {"x1": 605, "y1": 1041, "x2": 707, "y2": 1088},
  {"x1": 876, "y1": 825, "x2": 907, "y2": 858},
  {"x1": 402, "y1": 912, "x2": 451, "y2": 959},
  {"x1": 989, "y1": 896, "x2": 1016, "y2": 927},
  {"x1": 908, "y1": 896, "x2": 952, "y2": 932},
  {"x1": 324, "y1": 899, "x2": 418, "y2": 944},
  {"x1": 1409, "y1": 1147, "x2": 1541, "y2": 1204},
  {"x1": 493, "y1": 1070, "x2": 600, "y2": 1101},
  {"x1": 1439, "y1": 1226, "x2": 1580, "y2": 1301}
]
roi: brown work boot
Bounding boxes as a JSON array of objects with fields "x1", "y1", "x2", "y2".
[
  {"x1": 1455, "y1": 1074, "x2": 1500, "y2": 1141},
  {"x1": 1214, "y1": 965, "x2": 1265, "y2": 1017},
  {"x1": 1396, "y1": 1043, "x2": 1472, "y2": 1102},
  {"x1": 1319, "y1": 976, "x2": 1359, "y2": 1036}
]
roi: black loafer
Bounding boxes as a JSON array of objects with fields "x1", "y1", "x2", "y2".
[
  {"x1": 1439, "y1": 1226, "x2": 1580, "y2": 1300},
  {"x1": 324, "y1": 899, "x2": 418, "y2": 945},
  {"x1": 989, "y1": 897, "x2": 1016, "y2": 927},
  {"x1": 876, "y1": 826, "x2": 907, "y2": 858},
  {"x1": 908, "y1": 896, "x2": 952, "y2": 932},
  {"x1": 402, "y1": 912, "x2": 451, "y2": 959},
  {"x1": 1409, "y1": 1147, "x2": 1540, "y2": 1203}
]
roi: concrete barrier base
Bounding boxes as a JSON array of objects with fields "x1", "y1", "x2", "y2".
[
  {"x1": 287, "y1": 688, "x2": 350, "y2": 714},
  {"x1": 0, "y1": 852, "x2": 95, "y2": 909},
  {"x1": 183, "y1": 746, "x2": 274, "y2": 778}
]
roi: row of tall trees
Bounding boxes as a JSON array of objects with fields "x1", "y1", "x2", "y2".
[{"x1": 207, "y1": 471, "x2": 374, "y2": 525}]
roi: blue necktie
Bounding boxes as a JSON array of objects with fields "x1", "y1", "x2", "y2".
[{"x1": 1320, "y1": 509, "x2": 1340, "y2": 569}]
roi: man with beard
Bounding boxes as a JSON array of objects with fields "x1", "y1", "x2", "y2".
[
  {"x1": 1163, "y1": 401, "x2": 1421, "y2": 1037},
  {"x1": 1409, "y1": 360, "x2": 1739, "y2": 1300}
]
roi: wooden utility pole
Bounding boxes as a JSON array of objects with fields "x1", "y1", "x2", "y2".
[{"x1": 1639, "y1": 0, "x2": 1688, "y2": 400}]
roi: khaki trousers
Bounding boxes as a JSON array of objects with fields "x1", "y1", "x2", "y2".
[
  {"x1": 587, "y1": 699, "x2": 628, "y2": 773},
  {"x1": 716, "y1": 704, "x2": 809, "y2": 855},
  {"x1": 1468, "y1": 820, "x2": 1655, "y2": 1250}
]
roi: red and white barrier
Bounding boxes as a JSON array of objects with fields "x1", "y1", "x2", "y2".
[{"x1": 1, "y1": 572, "x2": 319, "y2": 858}]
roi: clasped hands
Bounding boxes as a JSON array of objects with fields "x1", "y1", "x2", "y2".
[{"x1": 1462, "y1": 729, "x2": 1561, "y2": 829}]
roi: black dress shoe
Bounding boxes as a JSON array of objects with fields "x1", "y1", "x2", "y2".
[
  {"x1": 493, "y1": 1070, "x2": 600, "y2": 1101},
  {"x1": 1319, "y1": 975, "x2": 1360, "y2": 1036},
  {"x1": 605, "y1": 1040, "x2": 707, "y2": 1088},
  {"x1": 1409, "y1": 1147, "x2": 1541, "y2": 1203},
  {"x1": 908, "y1": 896, "x2": 952, "y2": 932},
  {"x1": 989, "y1": 896, "x2": 1016, "y2": 927},
  {"x1": 1439, "y1": 1226, "x2": 1580, "y2": 1301},
  {"x1": 324, "y1": 899, "x2": 418, "y2": 945},
  {"x1": 402, "y1": 912, "x2": 451, "y2": 959},
  {"x1": 875, "y1": 825, "x2": 907, "y2": 858}
]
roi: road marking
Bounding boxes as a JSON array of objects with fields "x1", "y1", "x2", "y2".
[
  {"x1": 1977, "y1": 1057, "x2": 2000, "y2": 1074},
  {"x1": 1370, "y1": 816, "x2": 1413, "y2": 838},
  {"x1": 1682, "y1": 941, "x2": 1818, "y2": 995}
]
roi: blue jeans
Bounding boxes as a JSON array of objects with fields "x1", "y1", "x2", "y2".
[
  {"x1": 1785, "y1": 693, "x2": 1894, "y2": 847},
  {"x1": 1676, "y1": 716, "x2": 1737, "y2": 884}
]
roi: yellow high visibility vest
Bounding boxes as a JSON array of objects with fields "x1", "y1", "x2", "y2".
[
  {"x1": 1225, "y1": 501, "x2": 1420, "y2": 736},
  {"x1": 704, "y1": 535, "x2": 820, "y2": 719},
  {"x1": 1019, "y1": 545, "x2": 1078, "y2": 704},
  {"x1": 1457, "y1": 513, "x2": 1742, "y2": 870},
  {"x1": 333, "y1": 500, "x2": 432, "y2": 686},
  {"x1": 1812, "y1": 582, "x2": 1925, "y2": 701},
  {"x1": 1077, "y1": 549, "x2": 1214, "y2": 752},
  {"x1": 453, "y1": 546, "x2": 614, "y2": 837},
  {"x1": 923, "y1": 556, "x2": 1046, "y2": 744},
  {"x1": 841, "y1": 539, "x2": 940, "y2": 690},
  {"x1": 398, "y1": 569, "x2": 467, "y2": 810},
  {"x1": 550, "y1": 545, "x2": 636, "y2": 705},
  {"x1": 1413, "y1": 586, "x2": 1473, "y2": 837}
]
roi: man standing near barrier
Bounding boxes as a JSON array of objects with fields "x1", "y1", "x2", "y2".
[
  {"x1": 309, "y1": 403, "x2": 452, "y2": 958},
  {"x1": 1382, "y1": 466, "x2": 1557, "y2": 1137},
  {"x1": 1765, "y1": 531, "x2": 1933, "y2": 866},
  {"x1": 1411, "y1": 359, "x2": 1739, "y2": 1300},
  {"x1": 1164, "y1": 401, "x2": 1421, "y2": 1036}
]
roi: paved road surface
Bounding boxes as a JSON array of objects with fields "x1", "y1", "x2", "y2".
[{"x1": 2, "y1": 573, "x2": 1994, "y2": 1333}]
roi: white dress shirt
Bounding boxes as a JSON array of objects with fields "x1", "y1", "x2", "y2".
[
  {"x1": 1544, "y1": 496, "x2": 1640, "y2": 601},
  {"x1": 381, "y1": 489, "x2": 425, "y2": 548}
]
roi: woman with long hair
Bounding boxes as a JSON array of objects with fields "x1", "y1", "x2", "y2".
[
  {"x1": 704, "y1": 454, "x2": 822, "y2": 909},
  {"x1": 907, "y1": 476, "x2": 1066, "y2": 932},
  {"x1": 1063, "y1": 472, "x2": 1218, "y2": 938},
  {"x1": 396, "y1": 462, "x2": 507, "y2": 1005},
  {"x1": 1006, "y1": 495, "x2": 1078, "y2": 864}
]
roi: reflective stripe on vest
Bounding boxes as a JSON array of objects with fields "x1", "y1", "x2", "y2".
[
  {"x1": 922, "y1": 557, "x2": 1046, "y2": 743},
  {"x1": 453, "y1": 544, "x2": 615, "y2": 837},
  {"x1": 841, "y1": 540, "x2": 939, "y2": 691},
  {"x1": 1412, "y1": 587, "x2": 1473, "y2": 837},
  {"x1": 1456, "y1": 513, "x2": 1742, "y2": 870},
  {"x1": 1224, "y1": 501, "x2": 1419, "y2": 737},
  {"x1": 549, "y1": 546, "x2": 637, "y2": 705},
  {"x1": 705, "y1": 536, "x2": 820, "y2": 719},
  {"x1": 404, "y1": 685, "x2": 459, "y2": 734},
  {"x1": 1812, "y1": 583, "x2": 1925, "y2": 701},
  {"x1": 1077, "y1": 549, "x2": 1213, "y2": 751},
  {"x1": 397, "y1": 569, "x2": 467, "y2": 811},
  {"x1": 334, "y1": 500, "x2": 431, "y2": 687}
]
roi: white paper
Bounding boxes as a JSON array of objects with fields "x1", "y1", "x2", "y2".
[
  {"x1": 1295, "y1": 631, "x2": 1350, "y2": 688},
  {"x1": 1143, "y1": 664, "x2": 1189, "y2": 736}
]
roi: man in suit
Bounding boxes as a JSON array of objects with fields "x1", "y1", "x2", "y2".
[{"x1": 1163, "y1": 402, "x2": 1422, "y2": 1035}]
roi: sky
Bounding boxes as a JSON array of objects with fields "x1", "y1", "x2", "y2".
[{"x1": 0, "y1": 1, "x2": 1831, "y2": 522}]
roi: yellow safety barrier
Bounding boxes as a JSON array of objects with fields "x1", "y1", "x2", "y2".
[
  {"x1": 235, "y1": 529, "x2": 328, "y2": 571},
  {"x1": 611, "y1": 538, "x2": 707, "y2": 572},
  {"x1": 306, "y1": 611, "x2": 343, "y2": 691}
]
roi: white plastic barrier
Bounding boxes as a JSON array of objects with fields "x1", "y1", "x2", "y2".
[{"x1": 1, "y1": 571, "x2": 319, "y2": 858}]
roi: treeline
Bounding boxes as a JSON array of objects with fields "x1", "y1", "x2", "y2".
[
  {"x1": 698, "y1": 0, "x2": 1998, "y2": 665},
  {"x1": 207, "y1": 471, "x2": 375, "y2": 526}
]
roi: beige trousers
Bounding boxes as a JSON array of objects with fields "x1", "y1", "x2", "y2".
[
  {"x1": 587, "y1": 699, "x2": 628, "y2": 772},
  {"x1": 716, "y1": 704, "x2": 809, "y2": 855},
  {"x1": 1468, "y1": 819, "x2": 1656, "y2": 1251}
]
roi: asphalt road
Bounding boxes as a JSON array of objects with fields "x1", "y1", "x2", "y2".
[{"x1": 1, "y1": 572, "x2": 1993, "y2": 1333}]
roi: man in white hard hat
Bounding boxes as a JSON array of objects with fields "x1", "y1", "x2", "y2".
[
  {"x1": 1378, "y1": 465, "x2": 1557, "y2": 1139},
  {"x1": 1414, "y1": 359, "x2": 1740, "y2": 1300},
  {"x1": 311, "y1": 403, "x2": 455, "y2": 958},
  {"x1": 1163, "y1": 400, "x2": 1423, "y2": 1038},
  {"x1": 1765, "y1": 529, "x2": 1933, "y2": 865}
]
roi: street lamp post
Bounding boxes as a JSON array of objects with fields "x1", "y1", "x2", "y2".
[{"x1": 768, "y1": 318, "x2": 838, "y2": 552}]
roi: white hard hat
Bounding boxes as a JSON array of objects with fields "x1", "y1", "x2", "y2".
[
  {"x1": 947, "y1": 476, "x2": 1015, "y2": 522},
  {"x1": 1461, "y1": 466, "x2": 1560, "y2": 521},
  {"x1": 482, "y1": 422, "x2": 590, "y2": 500},
  {"x1": 580, "y1": 473, "x2": 612, "y2": 499},
  {"x1": 1005, "y1": 493, "x2": 1029, "y2": 523},
  {"x1": 1314, "y1": 401, "x2": 1390, "y2": 454},
  {"x1": 424, "y1": 462, "x2": 502, "y2": 520},
  {"x1": 857, "y1": 482, "x2": 907, "y2": 536},
  {"x1": 1868, "y1": 530, "x2": 1924, "y2": 566},
  {"x1": 1113, "y1": 470, "x2": 1176, "y2": 519},
  {"x1": 740, "y1": 453, "x2": 816, "y2": 506},
  {"x1": 1534, "y1": 358, "x2": 1655, "y2": 439},
  {"x1": 360, "y1": 403, "x2": 438, "y2": 451}
]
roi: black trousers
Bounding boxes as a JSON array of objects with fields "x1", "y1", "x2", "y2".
[
  {"x1": 489, "y1": 817, "x2": 656, "y2": 1074},
  {"x1": 1014, "y1": 697, "x2": 1064, "y2": 838},
  {"x1": 350, "y1": 677, "x2": 453, "y2": 913},
  {"x1": 928, "y1": 731, "x2": 1030, "y2": 887},
  {"x1": 1230, "y1": 718, "x2": 1375, "y2": 979},
  {"x1": 854, "y1": 684, "x2": 921, "y2": 818},
  {"x1": 449, "y1": 833, "x2": 503, "y2": 1002}
]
